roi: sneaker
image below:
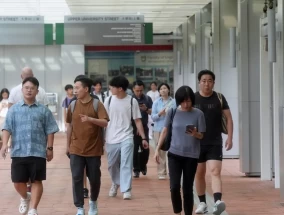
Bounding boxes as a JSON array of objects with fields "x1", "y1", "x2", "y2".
[
  {"x1": 109, "y1": 183, "x2": 119, "y2": 197},
  {"x1": 213, "y1": 200, "x2": 226, "y2": 215},
  {"x1": 195, "y1": 202, "x2": 208, "y2": 214},
  {"x1": 28, "y1": 209, "x2": 38, "y2": 215},
  {"x1": 83, "y1": 188, "x2": 89, "y2": 198},
  {"x1": 133, "y1": 171, "x2": 140, "y2": 178},
  {"x1": 123, "y1": 191, "x2": 132, "y2": 200},
  {"x1": 76, "y1": 207, "x2": 85, "y2": 215},
  {"x1": 19, "y1": 192, "x2": 31, "y2": 214},
  {"x1": 141, "y1": 167, "x2": 147, "y2": 176},
  {"x1": 158, "y1": 175, "x2": 166, "y2": 180},
  {"x1": 88, "y1": 200, "x2": 98, "y2": 215}
]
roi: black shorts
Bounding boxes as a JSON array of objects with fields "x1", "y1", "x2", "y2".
[
  {"x1": 11, "y1": 157, "x2": 46, "y2": 183},
  {"x1": 198, "y1": 145, "x2": 223, "y2": 163}
]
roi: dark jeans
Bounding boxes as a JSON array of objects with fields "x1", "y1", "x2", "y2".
[
  {"x1": 168, "y1": 152, "x2": 198, "y2": 215},
  {"x1": 133, "y1": 125, "x2": 149, "y2": 173},
  {"x1": 70, "y1": 155, "x2": 101, "y2": 208}
]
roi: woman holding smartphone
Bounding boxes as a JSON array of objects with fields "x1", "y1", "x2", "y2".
[
  {"x1": 154, "y1": 86, "x2": 206, "y2": 215},
  {"x1": 151, "y1": 83, "x2": 176, "y2": 179}
]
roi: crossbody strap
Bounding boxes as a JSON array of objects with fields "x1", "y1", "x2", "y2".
[{"x1": 217, "y1": 92, "x2": 223, "y2": 109}]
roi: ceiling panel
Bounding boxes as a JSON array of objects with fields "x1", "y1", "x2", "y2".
[
  {"x1": 0, "y1": 0, "x2": 210, "y2": 33},
  {"x1": 66, "y1": 0, "x2": 211, "y2": 33}
]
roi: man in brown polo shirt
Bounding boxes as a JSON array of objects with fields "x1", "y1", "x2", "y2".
[{"x1": 66, "y1": 76, "x2": 109, "y2": 215}]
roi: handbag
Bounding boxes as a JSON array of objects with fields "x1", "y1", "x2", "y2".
[
  {"x1": 161, "y1": 108, "x2": 177, "y2": 151},
  {"x1": 217, "y1": 93, "x2": 228, "y2": 134}
]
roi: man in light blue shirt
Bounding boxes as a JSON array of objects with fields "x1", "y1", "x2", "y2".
[{"x1": 0, "y1": 77, "x2": 59, "y2": 215}]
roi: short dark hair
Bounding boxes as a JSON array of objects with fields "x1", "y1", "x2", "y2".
[
  {"x1": 133, "y1": 80, "x2": 145, "y2": 88},
  {"x1": 93, "y1": 80, "x2": 102, "y2": 86},
  {"x1": 175, "y1": 85, "x2": 195, "y2": 106},
  {"x1": 65, "y1": 84, "x2": 73, "y2": 91},
  {"x1": 158, "y1": 83, "x2": 170, "y2": 96},
  {"x1": 150, "y1": 81, "x2": 157, "y2": 86},
  {"x1": 109, "y1": 76, "x2": 129, "y2": 91},
  {"x1": 22, "y1": 77, "x2": 39, "y2": 89},
  {"x1": 74, "y1": 77, "x2": 93, "y2": 93},
  {"x1": 198, "y1": 70, "x2": 215, "y2": 81},
  {"x1": 74, "y1": 75, "x2": 88, "y2": 83},
  {"x1": 0, "y1": 88, "x2": 9, "y2": 101}
]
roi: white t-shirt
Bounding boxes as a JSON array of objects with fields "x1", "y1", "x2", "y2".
[
  {"x1": 147, "y1": 90, "x2": 160, "y2": 102},
  {"x1": 104, "y1": 90, "x2": 112, "y2": 98},
  {"x1": 93, "y1": 91, "x2": 103, "y2": 103},
  {"x1": 0, "y1": 99, "x2": 8, "y2": 117},
  {"x1": 8, "y1": 83, "x2": 49, "y2": 106},
  {"x1": 104, "y1": 95, "x2": 141, "y2": 144}
]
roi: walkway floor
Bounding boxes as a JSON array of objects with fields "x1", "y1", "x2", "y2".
[{"x1": 0, "y1": 133, "x2": 284, "y2": 215}]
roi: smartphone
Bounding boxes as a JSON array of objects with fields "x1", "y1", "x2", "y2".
[{"x1": 186, "y1": 124, "x2": 195, "y2": 132}]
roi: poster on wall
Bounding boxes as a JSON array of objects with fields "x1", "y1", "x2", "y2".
[
  {"x1": 85, "y1": 51, "x2": 174, "y2": 92},
  {"x1": 135, "y1": 52, "x2": 174, "y2": 91}
]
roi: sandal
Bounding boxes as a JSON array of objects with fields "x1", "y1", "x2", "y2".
[
  {"x1": 19, "y1": 192, "x2": 31, "y2": 214},
  {"x1": 28, "y1": 209, "x2": 38, "y2": 215}
]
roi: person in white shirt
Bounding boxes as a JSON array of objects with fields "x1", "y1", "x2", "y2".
[
  {"x1": 0, "y1": 88, "x2": 9, "y2": 148},
  {"x1": 146, "y1": 82, "x2": 160, "y2": 140},
  {"x1": 104, "y1": 85, "x2": 112, "y2": 98},
  {"x1": 93, "y1": 80, "x2": 106, "y2": 103},
  {"x1": 104, "y1": 76, "x2": 149, "y2": 200},
  {"x1": 147, "y1": 81, "x2": 160, "y2": 102},
  {"x1": 8, "y1": 67, "x2": 49, "y2": 108}
]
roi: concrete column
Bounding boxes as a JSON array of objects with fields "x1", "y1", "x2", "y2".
[
  {"x1": 238, "y1": 0, "x2": 251, "y2": 173},
  {"x1": 275, "y1": 0, "x2": 284, "y2": 198}
]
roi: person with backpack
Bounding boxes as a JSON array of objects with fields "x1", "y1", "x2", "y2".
[
  {"x1": 92, "y1": 80, "x2": 105, "y2": 103},
  {"x1": 69, "y1": 75, "x2": 100, "y2": 199},
  {"x1": 66, "y1": 76, "x2": 109, "y2": 215},
  {"x1": 154, "y1": 86, "x2": 206, "y2": 215},
  {"x1": 62, "y1": 84, "x2": 76, "y2": 128},
  {"x1": 194, "y1": 70, "x2": 233, "y2": 215},
  {"x1": 132, "y1": 80, "x2": 153, "y2": 178},
  {"x1": 104, "y1": 76, "x2": 149, "y2": 200}
]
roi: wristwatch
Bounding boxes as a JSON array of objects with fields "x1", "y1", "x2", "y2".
[{"x1": 47, "y1": 147, "x2": 53, "y2": 151}]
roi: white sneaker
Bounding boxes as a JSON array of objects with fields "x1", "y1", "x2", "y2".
[
  {"x1": 195, "y1": 202, "x2": 208, "y2": 214},
  {"x1": 28, "y1": 209, "x2": 38, "y2": 215},
  {"x1": 213, "y1": 200, "x2": 226, "y2": 215},
  {"x1": 76, "y1": 207, "x2": 85, "y2": 215},
  {"x1": 158, "y1": 175, "x2": 166, "y2": 180},
  {"x1": 19, "y1": 192, "x2": 31, "y2": 214},
  {"x1": 123, "y1": 191, "x2": 132, "y2": 200},
  {"x1": 88, "y1": 200, "x2": 98, "y2": 215},
  {"x1": 109, "y1": 183, "x2": 119, "y2": 197}
]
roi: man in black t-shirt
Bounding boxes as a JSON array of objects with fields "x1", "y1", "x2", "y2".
[
  {"x1": 132, "y1": 80, "x2": 153, "y2": 178},
  {"x1": 194, "y1": 70, "x2": 233, "y2": 215}
]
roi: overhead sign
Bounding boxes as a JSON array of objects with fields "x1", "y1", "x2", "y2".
[
  {"x1": 63, "y1": 23, "x2": 145, "y2": 45},
  {"x1": 64, "y1": 15, "x2": 144, "y2": 23},
  {"x1": 0, "y1": 16, "x2": 44, "y2": 24}
]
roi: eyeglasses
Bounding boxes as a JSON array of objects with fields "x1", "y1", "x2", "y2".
[{"x1": 23, "y1": 87, "x2": 37, "y2": 91}]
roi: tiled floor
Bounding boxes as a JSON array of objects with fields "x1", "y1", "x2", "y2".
[{"x1": 0, "y1": 133, "x2": 284, "y2": 215}]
